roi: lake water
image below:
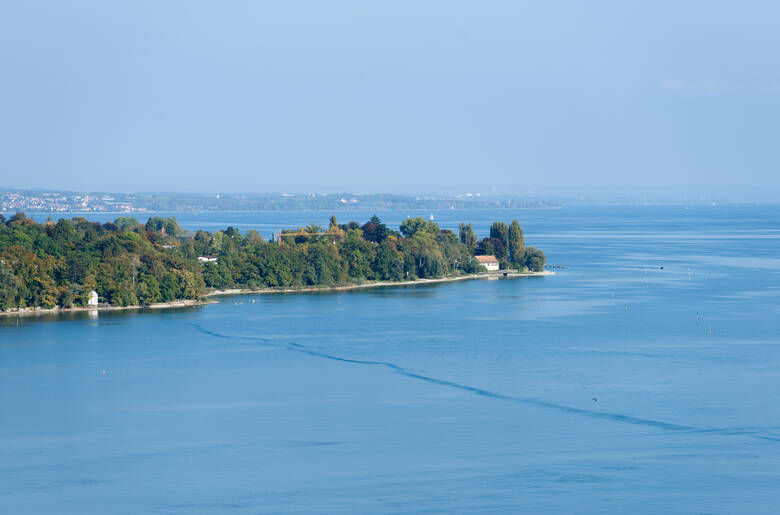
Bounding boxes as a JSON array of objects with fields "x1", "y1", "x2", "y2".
[{"x1": 2, "y1": 205, "x2": 780, "y2": 513}]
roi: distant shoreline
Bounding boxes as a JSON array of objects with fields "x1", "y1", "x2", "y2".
[
  {"x1": 0, "y1": 271, "x2": 554, "y2": 318},
  {"x1": 3, "y1": 206, "x2": 563, "y2": 216}
]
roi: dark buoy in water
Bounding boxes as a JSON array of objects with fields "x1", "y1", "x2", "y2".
[{"x1": 592, "y1": 397, "x2": 598, "y2": 402}]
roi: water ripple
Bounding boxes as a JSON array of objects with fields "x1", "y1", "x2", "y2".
[{"x1": 191, "y1": 324, "x2": 780, "y2": 443}]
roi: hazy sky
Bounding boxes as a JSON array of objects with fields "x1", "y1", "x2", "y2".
[{"x1": 1, "y1": 1, "x2": 779, "y2": 194}]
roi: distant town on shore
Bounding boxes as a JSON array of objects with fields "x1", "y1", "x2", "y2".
[{"x1": 0, "y1": 189, "x2": 559, "y2": 213}]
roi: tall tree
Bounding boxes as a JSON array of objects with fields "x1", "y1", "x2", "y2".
[
  {"x1": 0, "y1": 264, "x2": 22, "y2": 310},
  {"x1": 490, "y1": 222, "x2": 509, "y2": 252},
  {"x1": 508, "y1": 219, "x2": 525, "y2": 265},
  {"x1": 362, "y1": 215, "x2": 389, "y2": 243},
  {"x1": 459, "y1": 223, "x2": 477, "y2": 253}
]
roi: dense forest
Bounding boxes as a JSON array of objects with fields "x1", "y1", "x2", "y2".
[{"x1": 0, "y1": 213, "x2": 545, "y2": 311}]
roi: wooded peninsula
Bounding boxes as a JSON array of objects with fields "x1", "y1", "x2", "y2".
[{"x1": 0, "y1": 213, "x2": 546, "y2": 312}]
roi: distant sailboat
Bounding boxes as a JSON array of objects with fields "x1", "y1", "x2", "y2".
[{"x1": 429, "y1": 213, "x2": 434, "y2": 221}]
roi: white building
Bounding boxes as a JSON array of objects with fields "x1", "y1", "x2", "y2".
[
  {"x1": 476, "y1": 255, "x2": 500, "y2": 272},
  {"x1": 87, "y1": 291, "x2": 99, "y2": 306},
  {"x1": 198, "y1": 255, "x2": 218, "y2": 263}
]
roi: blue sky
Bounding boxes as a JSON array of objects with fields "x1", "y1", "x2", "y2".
[{"x1": 1, "y1": 1, "x2": 778, "y2": 195}]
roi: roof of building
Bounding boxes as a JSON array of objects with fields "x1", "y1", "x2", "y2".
[{"x1": 476, "y1": 255, "x2": 498, "y2": 263}]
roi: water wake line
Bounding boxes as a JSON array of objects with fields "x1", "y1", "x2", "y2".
[{"x1": 191, "y1": 324, "x2": 779, "y2": 443}]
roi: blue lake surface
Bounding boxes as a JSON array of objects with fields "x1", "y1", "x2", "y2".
[{"x1": 2, "y1": 205, "x2": 780, "y2": 513}]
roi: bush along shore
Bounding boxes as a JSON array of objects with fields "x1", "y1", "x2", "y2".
[{"x1": 0, "y1": 213, "x2": 546, "y2": 313}]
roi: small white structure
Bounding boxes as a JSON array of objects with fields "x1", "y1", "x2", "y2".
[
  {"x1": 476, "y1": 255, "x2": 500, "y2": 272},
  {"x1": 87, "y1": 290, "x2": 99, "y2": 306},
  {"x1": 198, "y1": 255, "x2": 218, "y2": 263}
]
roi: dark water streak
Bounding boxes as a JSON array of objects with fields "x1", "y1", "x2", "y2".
[{"x1": 191, "y1": 324, "x2": 780, "y2": 443}]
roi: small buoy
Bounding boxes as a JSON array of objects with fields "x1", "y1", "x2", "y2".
[{"x1": 592, "y1": 397, "x2": 598, "y2": 402}]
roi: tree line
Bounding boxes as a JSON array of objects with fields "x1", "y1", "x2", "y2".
[{"x1": 0, "y1": 213, "x2": 545, "y2": 310}]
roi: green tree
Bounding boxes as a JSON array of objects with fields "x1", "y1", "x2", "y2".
[
  {"x1": 362, "y1": 215, "x2": 389, "y2": 243},
  {"x1": 145, "y1": 216, "x2": 181, "y2": 237},
  {"x1": 477, "y1": 237, "x2": 506, "y2": 259},
  {"x1": 8, "y1": 212, "x2": 33, "y2": 227},
  {"x1": 406, "y1": 232, "x2": 445, "y2": 278},
  {"x1": 224, "y1": 226, "x2": 242, "y2": 240},
  {"x1": 490, "y1": 222, "x2": 509, "y2": 252},
  {"x1": 340, "y1": 229, "x2": 375, "y2": 280},
  {"x1": 136, "y1": 274, "x2": 162, "y2": 305},
  {"x1": 400, "y1": 217, "x2": 439, "y2": 238},
  {"x1": 459, "y1": 223, "x2": 477, "y2": 253},
  {"x1": 114, "y1": 217, "x2": 141, "y2": 232},
  {"x1": 244, "y1": 230, "x2": 264, "y2": 247},
  {"x1": 508, "y1": 219, "x2": 525, "y2": 265},
  {"x1": 0, "y1": 264, "x2": 22, "y2": 310},
  {"x1": 304, "y1": 240, "x2": 342, "y2": 285},
  {"x1": 462, "y1": 257, "x2": 486, "y2": 274},
  {"x1": 372, "y1": 240, "x2": 403, "y2": 280},
  {"x1": 436, "y1": 231, "x2": 470, "y2": 273},
  {"x1": 524, "y1": 247, "x2": 546, "y2": 271},
  {"x1": 210, "y1": 231, "x2": 225, "y2": 254},
  {"x1": 51, "y1": 219, "x2": 79, "y2": 245}
]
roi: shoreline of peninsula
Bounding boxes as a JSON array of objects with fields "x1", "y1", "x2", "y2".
[
  {"x1": 0, "y1": 271, "x2": 554, "y2": 318},
  {"x1": 1, "y1": 213, "x2": 549, "y2": 318},
  {"x1": 204, "y1": 269, "x2": 555, "y2": 297},
  {"x1": 0, "y1": 299, "x2": 207, "y2": 318}
]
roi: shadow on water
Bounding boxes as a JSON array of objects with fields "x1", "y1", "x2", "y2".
[
  {"x1": 191, "y1": 323, "x2": 780, "y2": 444},
  {"x1": 214, "y1": 281, "x2": 482, "y2": 304},
  {"x1": 1, "y1": 275, "x2": 532, "y2": 328}
]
